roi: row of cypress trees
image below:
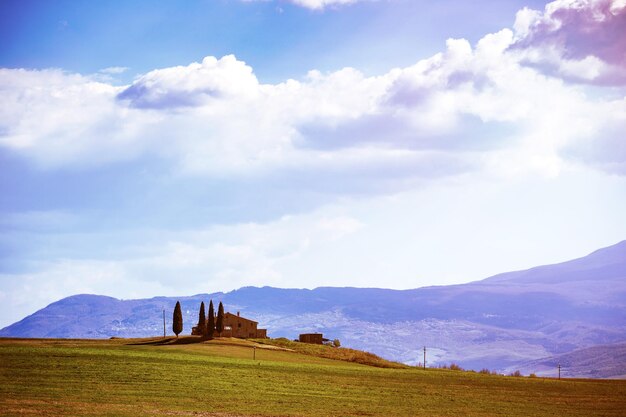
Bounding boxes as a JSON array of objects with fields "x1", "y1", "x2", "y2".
[
  {"x1": 171, "y1": 300, "x2": 225, "y2": 338},
  {"x1": 196, "y1": 300, "x2": 225, "y2": 338}
]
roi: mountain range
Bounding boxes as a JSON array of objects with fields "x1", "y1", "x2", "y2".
[{"x1": 2, "y1": 240, "x2": 625, "y2": 377}]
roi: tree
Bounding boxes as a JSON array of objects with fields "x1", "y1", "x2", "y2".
[
  {"x1": 207, "y1": 300, "x2": 215, "y2": 339},
  {"x1": 198, "y1": 301, "x2": 206, "y2": 336},
  {"x1": 173, "y1": 301, "x2": 183, "y2": 338},
  {"x1": 332, "y1": 339, "x2": 341, "y2": 348},
  {"x1": 216, "y1": 301, "x2": 224, "y2": 336}
]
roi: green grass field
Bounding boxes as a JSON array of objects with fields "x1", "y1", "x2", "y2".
[{"x1": 1, "y1": 337, "x2": 625, "y2": 416}]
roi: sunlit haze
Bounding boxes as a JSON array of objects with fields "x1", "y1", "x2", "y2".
[{"x1": 1, "y1": 0, "x2": 625, "y2": 328}]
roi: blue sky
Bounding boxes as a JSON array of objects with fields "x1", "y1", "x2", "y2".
[
  {"x1": 1, "y1": 0, "x2": 626, "y2": 328},
  {"x1": 1, "y1": 0, "x2": 548, "y2": 80}
]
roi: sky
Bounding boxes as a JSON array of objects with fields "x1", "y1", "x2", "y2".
[{"x1": 1, "y1": 0, "x2": 625, "y2": 328}]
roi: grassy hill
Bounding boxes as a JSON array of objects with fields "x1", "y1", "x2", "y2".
[{"x1": 1, "y1": 337, "x2": 625, "y2": 417}]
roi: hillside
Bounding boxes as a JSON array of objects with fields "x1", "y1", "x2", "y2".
[
  {"x1": 1, "y1": 240, "x2": 625, "y2": 375},
  {"x1": 1, "y1": 337, "x2": 626, "y2": 417},
  {"x1": 510, "y1": 342, "x2": 626, "y2": 379}
]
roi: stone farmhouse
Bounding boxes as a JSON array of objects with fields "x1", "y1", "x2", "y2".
[
  {"x1": 192, "y1": 311, "x2": 267, "y2": 338},
  {"x1": 222, "y1": 312, "x2": 267, "y2": 338}
]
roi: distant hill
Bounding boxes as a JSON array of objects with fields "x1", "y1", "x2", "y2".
[
  {"x1": 510, "y1": 342, "x2": 626, "y2": 379},
  {"x1": 2, "y1": 240, "x2": 625, "y2": 376}
]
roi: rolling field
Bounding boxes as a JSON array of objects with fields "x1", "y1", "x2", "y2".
[{"x1": 1, "y1": 337, "x2": 625, "y2": 416}]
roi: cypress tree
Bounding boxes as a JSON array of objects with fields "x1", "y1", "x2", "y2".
[
  {"x1": 173, "y1": 301, "x2": 183, "y2": 338},
  {"x1": 216, "y1": 301, "x2": 224, "y2": 336},
  {"x1": 207, "y1": 300, "x2": 215, "y2": 339},
  {"x1": 198, "y1": 301, "x2": 206, "y2": 336}
]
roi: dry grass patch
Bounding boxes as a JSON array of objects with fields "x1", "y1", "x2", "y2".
[{"x1": 254, "y1": 338, "x2": 409, "y2": 369}]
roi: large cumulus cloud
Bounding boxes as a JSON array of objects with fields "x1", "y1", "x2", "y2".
[
  {"x1": 512, "y1": 0, "x2": 626, "y2": 84},
  {"x1": 117, "y1": 56, "x2": 260, "y2": 109},
  {"x1": 1, "y1": 0, "x2": 625, "y2": 185}
]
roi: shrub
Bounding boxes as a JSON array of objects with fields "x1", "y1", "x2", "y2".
[
  {"x1": 529, "y1": 373, "x2": 537, "y2": 378},
  {"x1": 510, "y1": 370, "x2": 522, "y2": 377},
  {"x1": 479, "y1": 368, "x2": 491, "y2": 375},
  {"x1": 333, "y1": 339, "x2": 341, "y2": 348},
  {"x1": 449, "y1": 363, "x2": 463, "y2": 371}
]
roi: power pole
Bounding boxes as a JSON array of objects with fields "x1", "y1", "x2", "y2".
[
  {"x1": 163, "y1": 309, "x2": 166, "y2": 338},
  {"x1": 423, "y1": 346, "x2": 426, "y2": 369},
  {"x1": 558, "y1": 364, "x2": 561, "y2": 380}
]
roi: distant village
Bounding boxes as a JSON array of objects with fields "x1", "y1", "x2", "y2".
[{"x1": 171, "y1": 299, "x2": 332, "y2": 345}]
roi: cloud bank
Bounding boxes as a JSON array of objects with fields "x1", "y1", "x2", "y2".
[{"x1": 2, "y1": 1, "x2": 625, "y2": 183}]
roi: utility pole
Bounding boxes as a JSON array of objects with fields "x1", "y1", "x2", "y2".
[
  {"x1": 423, "y1": 346, "x2": 426, "y2": 369},
  {"x1": 558, "y1": 364, "x2": 561, "y2": 380},
  {"x1": 163, "y1": 309, "x2": 166, "y2": 338}
]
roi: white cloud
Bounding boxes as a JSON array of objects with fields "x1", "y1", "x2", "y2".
[
  {"x1": 244, "y1": 0, "x2": 363, "y2": 11},
  {"x1": 511, "y1": 0, "x2": 626, "y2": 84},
  {"x1": 0, "y1": 68, "x2": 149, "y2": 167},
  {"x1": 289, "y1": 0, "x2": 360, "y2": 10},
  {"x1": 117, "y1": 55, "x2": 260, "y2": 108},
  {"x1": 317, "y1": 216, "x2": 364, "y2": 240},
  {"x1": 99, "y1": 66, "x2": 129, "y2": 75}
]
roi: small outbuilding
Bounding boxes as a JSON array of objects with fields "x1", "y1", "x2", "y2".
[{"x1": 299, "y1": 333, "x2": 324, "y2": 344}]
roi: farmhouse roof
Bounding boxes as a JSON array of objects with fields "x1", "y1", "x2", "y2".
[{"x1": 224, "y1": 311, "x2": 258, "y2": 324}]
